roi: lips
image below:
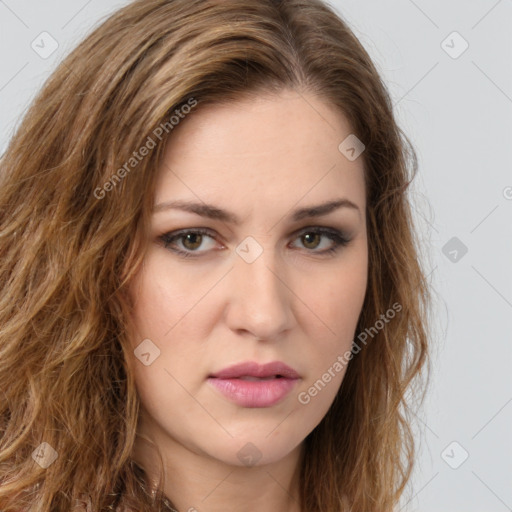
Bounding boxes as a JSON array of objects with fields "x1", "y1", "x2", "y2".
[
  {"x1": 208, "y1": 361, "x2": 300, "y2": 380},
  {"x1": 208, "y1": 361, "x2": 300, "y2": 408}
]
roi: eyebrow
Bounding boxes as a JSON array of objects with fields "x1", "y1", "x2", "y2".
[{"x1": 153, "y1": 198, "x2": 360, "y2": 224}]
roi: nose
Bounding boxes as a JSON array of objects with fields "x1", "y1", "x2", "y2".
[{"x1": 224, "y1": 245, "x2": 294, "y2": 341}]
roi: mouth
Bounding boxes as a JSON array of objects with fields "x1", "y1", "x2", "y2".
[{"x1": 207, "y1": 361, "x2": 300, "y2": 408}]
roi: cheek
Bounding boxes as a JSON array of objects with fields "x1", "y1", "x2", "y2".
[
  {"x1": 126, "y1": 254, "x2": 222, "y2": 402},
  {"x1": 127, "y1": 253, "x2": 216, "y2": 343},
  {"x1": 298, "y1": 248, "x2": 367, "y2": 338},
  {"x1": 295, "y1": 244, "x2": 367, "y2": 385},
  {"x1": 126, "y1": 262, "x2": 208, "y2": 424}
]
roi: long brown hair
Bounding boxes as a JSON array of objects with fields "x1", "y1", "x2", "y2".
[{"x1": 0, "y1": 0, "x2": 430, "y2": 510}]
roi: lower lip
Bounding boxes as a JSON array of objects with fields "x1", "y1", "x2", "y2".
[{"x1": 207, "y1": 377, "x2": 299, "y2": 408}]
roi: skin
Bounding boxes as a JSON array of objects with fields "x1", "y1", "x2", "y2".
[{"x1": 127, "y1": 89, "x2": 368, "y2": 512}]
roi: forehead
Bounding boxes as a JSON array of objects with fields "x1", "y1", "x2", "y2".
[{"x1": 154, "y1": 90, "x2": 366, "y2": 211}]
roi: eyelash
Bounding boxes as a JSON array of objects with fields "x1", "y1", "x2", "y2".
[{"x1": 159, "y1": 227, "x2": 351, "y2": 259}]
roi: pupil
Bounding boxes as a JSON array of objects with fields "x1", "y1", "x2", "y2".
[
  {"x1": 303, "y1": 233, "x2": 320, "y2": 249},
  {"x1": 183, "y1": 233, "x2": 202, "y2": 250}
]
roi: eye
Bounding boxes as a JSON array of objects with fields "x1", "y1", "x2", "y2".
[
  {"x1": 290, "y1": 227, "x2": 350, "y2": 255},
  {"x1": 159, "y1": 228, "x2": 220, "y2": 257}
]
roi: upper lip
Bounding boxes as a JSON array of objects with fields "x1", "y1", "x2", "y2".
[{"x1": 209, "y1": 361, "x2": 300, "y2": 379}]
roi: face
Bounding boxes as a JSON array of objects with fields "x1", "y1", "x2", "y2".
[{"x1": 127, "y1": 89, "x2": 368, "y2": 471}]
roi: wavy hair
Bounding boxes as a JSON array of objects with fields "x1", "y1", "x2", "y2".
[{"x1": 0, "y1": 0, "x2": 430, "y2": 510}]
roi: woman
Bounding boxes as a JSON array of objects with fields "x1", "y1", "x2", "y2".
[{"x1": 0, "y1": 0, "x2": 430, "y2": 510}]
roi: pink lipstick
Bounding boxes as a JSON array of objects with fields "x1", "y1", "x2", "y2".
[{"x1": 207, "y1": 361, "x2": 300, "y2": 408}]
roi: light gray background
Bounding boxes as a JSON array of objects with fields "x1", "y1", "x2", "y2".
[{"x1": 1, "y1": 1, "x2": 511, "y2": 511}]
